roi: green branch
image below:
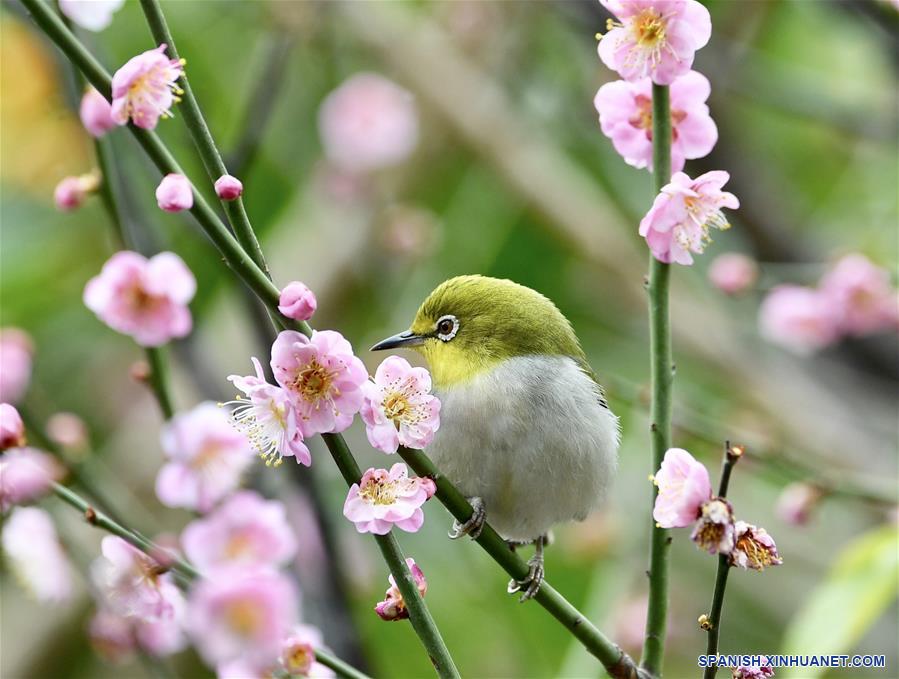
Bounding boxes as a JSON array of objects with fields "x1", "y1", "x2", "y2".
[
  {"x1": 315, "y1": 648, "x2": 373, "y2": 679},
  {"x1": 641, "y1": 83, "x2": 674, "y2": 677}
]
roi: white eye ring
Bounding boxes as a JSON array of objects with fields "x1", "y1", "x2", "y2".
[{"x1": 435, "y1": 314, "x2": 459, "y2": 342}]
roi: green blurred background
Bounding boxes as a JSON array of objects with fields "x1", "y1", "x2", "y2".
[{"x1": 1, "y1": 1, "x2": 897, "y2": 677}]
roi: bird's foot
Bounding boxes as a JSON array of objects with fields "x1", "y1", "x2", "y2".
[
  {"x1": 507, "y1": 552, "x2": 545, "y2": 603},
  {"x1": 448, "y1": 496, "x2": 486, "y2": 540}
]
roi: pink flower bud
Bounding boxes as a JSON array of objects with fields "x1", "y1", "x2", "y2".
[
  {"x1": 0, "y1": 328, "x2": 33, "y2": 404},
  {"x1": 155, "y1": 174, "x2": 193, "y2": 212},
  {"x1": 708, "y1": 253, "x2": 759, "y2": 296},
  {"x1": 278, "y1": 281, "x2": 318, "y2": 321},
  {"x1": 54, "y1": 174, "x2": 98, "y2": 211},
  {"x1": 214, "y1": 174, "x2": 243, "y2": 201},
  {"x1": 775, "y1": 482, "x2": 821, "y2": 526},
  {"x1": 0, "y1": 403, "x2": 26, "y2": 450},
  {"x1": 80, "y1": 87, "x2": 116, "y2": 137},
  {"x1": 374, "y1": 557, "x2": 428, "y2": 621},
  {"x1": 46, "y1": 412, "x2": 89, "y2": 452}
]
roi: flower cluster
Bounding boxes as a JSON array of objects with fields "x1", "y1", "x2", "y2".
[
  {"x1": 595, "y1": 0, "x2": 738, "y2": 265},
  {"x1": 653, "y1": 447, "x2": 783, "y2": 570},
  {"x1": 760, "y1": 254, "x2": 899, "y2": 355},
  {"x1": 375, "y1": 557, "x2": 428, "y2": 621},
  {"x1": 344, "y1": 463, "x2": 437, "y2": 535}
]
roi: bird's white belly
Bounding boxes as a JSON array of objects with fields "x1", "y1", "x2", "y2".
[{"x1": 426, "y1": 355, "x2": 619, "y2": 542}]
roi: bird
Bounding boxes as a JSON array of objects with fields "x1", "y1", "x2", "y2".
[{"x1": 370, "y1": 275, "x2": 620, "y2": 600}]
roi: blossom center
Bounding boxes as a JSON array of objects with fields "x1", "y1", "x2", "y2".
[
  {"x1": 125, "y1": 284, "x2": 164, "y2": 313},
  {"x1": 383, "y1": 392, "x2": 409, "y2": 421},
  {"x1": 284, "y1": 642, "x2": 314, "y2": 674},
  {"x1": 225, "y1": 600, "x2": 263, "y2": 637},
  {"x1": 735, "y1": 534, "x2": 776, "y2": 570},
  {"x1": 225, "y1": 532, "x2": 254, "y2": 559},
  {"x1": 291, "y1": 359, "x2": 335, "y2": 405},
  {"x1": 633, "y1": 9, "x2": 667, "y2": 47},
  {"x1": 359, "y1": 474, "x2": 399, "y2": 506}
]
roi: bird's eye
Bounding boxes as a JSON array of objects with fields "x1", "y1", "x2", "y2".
[{"x1": 435, "y1": 315, "x2": 459, "y2": 342}]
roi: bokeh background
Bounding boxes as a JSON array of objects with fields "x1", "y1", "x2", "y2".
[{"x1": 2, "y1": 0, "x2": 898, "y2": 677}]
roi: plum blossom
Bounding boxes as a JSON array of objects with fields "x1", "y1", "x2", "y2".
[
  {"x1": 156, "y1": 403, "x2": 255, "y2": 513},
  {"x1": 2, "y1": 507, "x2": 73, "y2": 602},
  {"x1": 89, "y1": 610, "x2": 136, "y2": 663},
  {"x1": 708, "y1": 252, "x2": 758, "y2": 295},
  {"x1": 318, "y1": 73, "x2": 419, "y2": 173},
  {"x1": 732, "y1": 659, "x2": 775, "y2": 678},
  {"x1": 0, "y1": 328, "x2": 33, "y2": 403},
  {"x1": 80, "y1": 87, "x2": 116, "y2": 137},
  {"x1": 730, "y1": 521, "x2": 782, "y2": 571},
  {"x1": 0, "y1": 403, "x2": 25, "y2": 450},
  {"x1": 598, "y1": 0, "x2": 711, "y2": 85},
  {"x1": 156, "y1": 173, "x2": 193, "y2": 212},
  {"x1": 133, "y1": 595, "x2": 189, "y2": 657},
  {"x1": 54, "y1": 173, "x2": 99, "y2": 211},
  {"x1": 225, "y1": 357, "x2": 310, "y2": 467},
  {"x1": 186, "y1": 569, "x2": 298, "y2": 667},
  {"x1": 214, "y1": 175, "x2": 243, "y2": 201},
  {"x1": 819, "y1": 254, "x2": 899, "y2": 336},
  {"x1": 374, "y1": 557, "x2": 428, "y2": 621},
  {"x1": 278, "y1": 281, "x2": 318, "y2": 322},
  {"x1": 89, "y1": 605, "x2": 187, "y2": 663},
  {"x1": 281, "y1": 624, "x2": 335, "y2": 677},
  {"x1": 758, "y1": 285, "x2": 839, "y2": 355},
  {"x1": 594, "y1": 70, "x2": 717, "y2": 173},
  {"x1": 84, "y1": 251, "x2": 196, "y2": 347},
  {"x1": 59, "y1": 0, "x2": 124, "y2": 31},
  {"x1": 0, "y1": 447, "x2": 64, "y2": 512},
  {"x1": 91, "y1": 536, "x2": 182, "y2": 621},
  {"x1": 775, "y1": 482, "x2": 821, "y2": 526},
  {"x1": 181, "y1": 491, "x2": 297, "y2": 574},
  {"x1": 639, "y1": 170, "x2": 739, "y2": 265},
  {"x1": 270, "y1": 330, "x2": 368, "y2": 437},
  {"x1": 652, "y1": 447, "x2": 712, "y2": 528},
  {"x1": 690, "y1": 497, "x2": 735, "y2": 555},
  {"x1": 361, "y1": 356, "x2": 441, "y2": 454},
  {"x1": 343, "y1": 463, "x2": 436, "y2": 535},
  {"x1": 111, "y1": 44, "x2": 184, "y2": 130}
]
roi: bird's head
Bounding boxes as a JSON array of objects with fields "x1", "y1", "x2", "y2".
[{"x1": 371, "y1": 275, "x2": 586, "y2": 389}]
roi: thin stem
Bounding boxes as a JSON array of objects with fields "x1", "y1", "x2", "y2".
[
  {"x1": 144, "y1": 346, "x2": 175, "y2": 420},
  {"x1": 398, "y1": 448, "x2": 648, "y2": 679},
  {"x1": 138, "y1": 0, "x2": 269, "y2": 276},
  {"x1": 702, "y1": 442, "x2": 742, "y2": 679},
  {"x1": 51, "y1": 482, "x2": 199, "y2": 581},
  {"x1": 641, "y1": 82, "x2": 674, "y2": 677},
  {"x1": 314, "y1": 648, "x2": 373, "y2": 679}
]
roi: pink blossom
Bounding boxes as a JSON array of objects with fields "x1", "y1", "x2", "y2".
[
  {"x1": 46, "y1": 412, "x2": 89, "y2": 452},
  {"x1": 186, "y1": 569, "x2": 298, "y2": 667},
  {"x1": 156, "y1": 402, "x2": 254, "y2": 513},
  {"x1": 156, "y1": 173, "x2": 194, "y2": 212},
  {"x1": 91, "y1": 536, "x2": 182, "y2": 621},
  {"x1": 0, "y1": 447, "x2": 64, "y2": 512},
  {"x1": 598, "y1": 0, "x2": 711, "y2": 85},
  {"x1": 730, "y1": 521, "x2": 782, "y2": 571},
  {"x1": 278, "y1": 281, "x2": 318, "y2": 322},
  {"x1": 0, "y1": 328, "x2": 33, "y2": 404},
  {"x1": 225, "y1": 357, "x2": 310, "y2": 467},
  {"x1": 80, "y1": 87, "x2": 116, "y2": 137},
  {"x1": 318, "y1": 73, "x2": 419, "y2": 173},
  {"x1": 343, "y1": 463, "x2": 436, "y2": 535},
  {"x1": 732, "y1": 658, "x2": 775, "y2": 678},
  {"x1": 214, "y1": 175, "x2": 243, "y2": 201},
  {"x1": 652, "y1": 447, "x2": 711, "y2": 528},
  {"x1": 819, "y1": 254, "x2": 899, "y2": 336},
  {"x1": 110, "y1": 44, "x2": 184, "y2": 130},
  {"x1": 89, "y1": 610, "x2": 136, "y2": 663},
  {"x1": 281, "y1": 624, "x2": 335, "y2": 677},
  {"x1": 0, "y1": 403, "x2": 25, "y2": 450},
  {"x1": 775, "y1": 482, "x2": 821, "y2": 526},
  {"x1": 690, "y1": 498, "x2": 735, "y2": 555},
  {"x1": 594, "y1": 70, "x2": 717, "y2": 173},
  {"x1": 639, "y1": 170, "x2": 739, "y2": 265},
  {"x1": 708, "y1": 252, "x2": 758, "y2": 295},
  {"x1": 84, "y1": 251, "x2": 196, "y2": 347},
  {"x1": 270, "y1": 330, "x2": 368, "y2": 437},
  {"x1": 54, "y1": 173, "x2": 98, "y2": 211},
  {"x1": 2, "y1": 507, "x2": 73, "y2": 602},
  {"x1": 59, "y1": 0, "x2": 124, "y2": 31},
  {"x1": 133, "y1": 595, "x2": 189, "y2": 657},
  {"x1": 374, "y1": 557, "x2": 428, "y2": 621},
  {"x1": 361, "y1": 356, "x2": 441, "y2": 454},
  {"x1": 758, "y1": 285, "x2": 840, "y2": 355},
  {"x1": 181, "y1": 490, "x2": 297, "y2": 574}
]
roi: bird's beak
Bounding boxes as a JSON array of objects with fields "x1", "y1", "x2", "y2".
[{"x1": 370, "y1": 330, "x2": 426, "y2": 351}]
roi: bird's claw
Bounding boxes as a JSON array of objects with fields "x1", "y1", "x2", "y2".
[
  {"x1": 507, "y1": 553, "x2": 545, "y2": 603},
  {"x1": 448, "y1": 497, "x2": 485, "y2": 540}
]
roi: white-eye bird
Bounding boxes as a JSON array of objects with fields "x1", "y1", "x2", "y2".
[{"x1": 371, "y1": 275, "x2": 619, "y2": 600}]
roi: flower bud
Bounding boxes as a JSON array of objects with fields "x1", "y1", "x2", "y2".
[
  {"x1": 155, "y1": 174, "x2": 193, "y2": 212},
  {"x1": 214, "y1": 174, "x2": 243, "y2": 201},
  {"x1": 54, "y1": 173, "x2": 99, "y2": 211},
  {"x1": 46, "y1": 412, "x2": 89, "y2": 453},
  {"x1": 775, "y1": 482, "x2": 821, "y2": 526},
  {"x1": 708, "y1": 253, "x2": 758, "y2": 296},
  {"x1": 375, "y1": 557, "x2": 427, "y2": 621},
  {"x1": 278, "y1": 281, "x2": 318, "y2": 321},
  {"x1": 0, "y1": 403, "x2": 26, "y2": 450},
  {"x1": 80, "y1": 87, "x2": 116, "y2": 137}
]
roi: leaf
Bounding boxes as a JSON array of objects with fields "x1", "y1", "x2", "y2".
[{"x1": 781, "y1": 524, "x2": 899, "y2": 679}]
